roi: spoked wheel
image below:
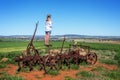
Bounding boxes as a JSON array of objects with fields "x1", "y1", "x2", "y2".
[{"x1": 86, "y1": 52, "x2": 97, "y2": 65}]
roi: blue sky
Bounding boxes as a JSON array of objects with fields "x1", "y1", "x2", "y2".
[{"x1": 0, "y1": 0, "x2": 120, "y2": 36}]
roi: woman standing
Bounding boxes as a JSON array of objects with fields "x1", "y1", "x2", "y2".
[{"x1": 44, "y1": 14, "x2": 52, "y2": 46}]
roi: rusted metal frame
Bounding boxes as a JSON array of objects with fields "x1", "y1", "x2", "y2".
[{"x1": 26, "y1": 21, "x2": 39, "y2": 55}]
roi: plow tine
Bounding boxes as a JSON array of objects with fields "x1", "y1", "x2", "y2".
[
  {"x1": 27, "y1": 21, "x2": 39, "y2": 48},
  {"x1": 60, "y1": 36, "x2": 66, "y2": 54}
]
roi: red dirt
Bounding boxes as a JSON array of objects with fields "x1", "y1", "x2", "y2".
[
  {"x1": 0, "y1": 62, "x2": 118, "y2": 80},
  {"x1": 96, "y1": 62, "x2": 117, "y2": 70}
]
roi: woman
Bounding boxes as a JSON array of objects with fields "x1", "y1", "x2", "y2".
[{"x1": 44, "y1": 14, "x2": 52, "y2": 46}]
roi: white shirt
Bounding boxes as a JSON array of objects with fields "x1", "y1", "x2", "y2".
[{"x1": 45, "y1": 21, "x2": 52, "y2": 31}]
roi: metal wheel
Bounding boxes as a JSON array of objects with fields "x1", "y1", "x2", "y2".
[{"x1": 86, "y1": 52, "x2": 97, "y2": 64}]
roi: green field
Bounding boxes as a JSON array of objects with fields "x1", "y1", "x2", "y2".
[
  {"x1": 0, "y1": 40, "x2": 120, "y2": 80},
  {"x1": 0, "y1": 40, "x2": 120, "y2": 52},
  {"x1": 0, "y1": 41, "x2": 71, "y2": 53}
]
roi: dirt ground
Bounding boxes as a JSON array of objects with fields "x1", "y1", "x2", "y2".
[{"x1": 0, "y1": 62, "x2": 117, "y2": 80}]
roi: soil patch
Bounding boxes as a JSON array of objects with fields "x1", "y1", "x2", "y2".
[{"x1": 0, "y1": 62, "x2": 118, "y2": 80}]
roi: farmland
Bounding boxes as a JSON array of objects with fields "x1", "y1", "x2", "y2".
[{"x1": 0, "y1": 39, "x2": 120, "y2": 80}]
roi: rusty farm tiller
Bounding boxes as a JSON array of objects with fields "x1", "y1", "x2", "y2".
[
  {"x1": 15, "y1": 21, "x2": 40, "y2": 71},
  {"x1": 15, "y1": 22, "x2": 97, "y2": 74}
]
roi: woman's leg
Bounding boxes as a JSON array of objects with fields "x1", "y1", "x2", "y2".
[
  {"x1": 45, "y1": 33, "x2": 48, "y2": 45},
  {"x1": 47, "y1": 32, "x2": 50, "y2": 44},
  {"x1": 45, "y1": 32, "x2": 50, "y2": 45}
]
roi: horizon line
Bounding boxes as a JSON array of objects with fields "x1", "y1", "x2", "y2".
[{"x1": 0, "y1": 34, "x2": 120, "y2": 37}]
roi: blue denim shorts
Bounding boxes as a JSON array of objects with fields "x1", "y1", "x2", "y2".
[{"x1": 45, "y1": 31, "x2": 51, "y2": 34}]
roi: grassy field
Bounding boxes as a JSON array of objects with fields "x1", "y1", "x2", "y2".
[
  {"x1": 0, "y1": 41, "x2": 71, "y2": 53},
  {"x1": 0, "y1": 40, "x2": 120, "y2": 52},
  {"x1": 0, "y1": 40, "x2": 120, "y2": 80}
]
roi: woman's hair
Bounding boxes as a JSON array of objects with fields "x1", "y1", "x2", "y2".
[{"x1": 46, "y1": 14, "x2": 51, "y2": 21}]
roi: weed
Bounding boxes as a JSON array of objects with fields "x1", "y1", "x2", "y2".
[
  {"x1": 61, "y1": 64, "x2": 69, "y2": 70},
  {"x1": 114, "y1": 50, "x2": 120, "y2": 66},
  {"x1": 76, "y1": 71, "x2": 95, "y2": 78},
  {"x1": 79, "y1": 62, "x2": 88, "y2": 66},
  {"x1": 100, "y1": 59, "x2": 117, "y2": 65},
  {"x1": 0, "y1": 73, "x2": 25, "y2": 80},
  {"x1": 103, "y1": 69, "x2": 120, "y2": 80},
  {"x1": 91, "y1": 66, "x2": 103, "y2": 71},
  {"x1": 70, "y1": 64, "x2": 79, "y2": 70},
  {"x1": 34, "y1": 74, "x2": 41, "y2": 79},
  {"x1": 47, "y1": 70, "x2": 59, "y2": 76},
  {"x1": 20, "y1": 67, "x2": 30, "y2": 73},
  {"x1": 64, "y1": 76, "x2": 75, "y2": 80},
  {"x1": 0, "y1": 62, "x2": 7, "y2": 68}
]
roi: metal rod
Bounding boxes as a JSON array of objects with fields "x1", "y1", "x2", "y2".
[{"x1": 60, "y1": 36, "x2": 66, "y2": 54}]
